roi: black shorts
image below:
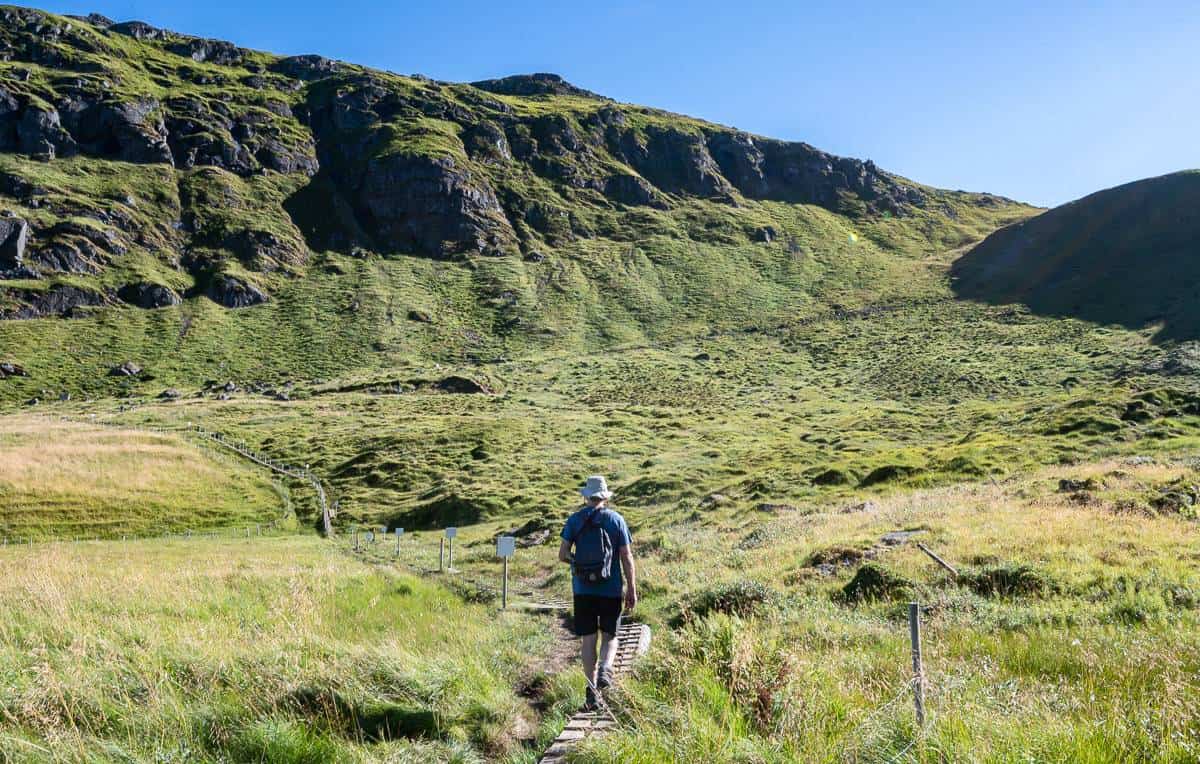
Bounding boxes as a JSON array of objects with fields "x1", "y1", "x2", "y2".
[{"x1": 573, "y1": 594, "x2": 622, "y2": 637}]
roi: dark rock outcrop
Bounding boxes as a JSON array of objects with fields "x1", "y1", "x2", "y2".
[
  {"x1": 59, "y1": 98, "x2": 174, "y2": 164},
  {"x1": 270, "y1": 55, "x2": 340, "y2": 81},
  {"x1": 753, "y1": 225, "x2": 776, "y2": 243},
  {"x1": 1, "y1": 284, "x2": 108, "y2": 318},
  {"x1": 433, "y1": 375, "x2": 494, "y2": 394},
  {"x1": 110, "y1": 360, "x2": 142, "y2": 377},
  {"x1": 614, "y1": 126, "x2": 735, "y2": 200},
  {"x1": 25, "y1": 220, "x2": 126, "y2": 275},
  {"x1": 108, "y1": 20, "x2": 173, "y2": 41},
  {"x1": 0, "y1": 362, "x2": 28, "y2": 378},
  {"x1": 706, "y1": 131, "x2": 926, "y2": 214},
  {"x1": 0, "y1": 87, "x2": 19, "y2": 150},
  {"x1": 205, "y1": 273, "x2": 268, "y2": 307},
  {"x1": 227, "y1": 229, "x2": 306, "y2": 270},
  {"x1": 358, "y1": 153, "x2": 516, "y2": 257},
  {"x1": 0, "y1": 216, "x2": 31, "y2": 274},
  {"x1": 166, "y1": 38, "x2": 246, "y2": 67},
  {"x1": 16, "y1": 105, "x2": 77, "y2": 158},
  {"x1": 117, "y1": 282, "x2": 182, "y2": 309},
  {"x1": 603, "y1": 174, "x2": 667, "y2": 208},
  {"x1": 470, "y1": 73, "x2": 600, "y2": 99}
]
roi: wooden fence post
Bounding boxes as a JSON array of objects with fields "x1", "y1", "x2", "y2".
[{"x1": 909, "y1": 602, "x2": 926, "y2": 726}]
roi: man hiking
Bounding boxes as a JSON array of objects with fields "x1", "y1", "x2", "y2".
[{"x1": 558, "y1": 475, "x2": 637, "y2": 710}]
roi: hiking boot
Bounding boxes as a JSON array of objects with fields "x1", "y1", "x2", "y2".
[
  {"x1": 583, "y1": 685, "x2": 599, "y2": 711},
  {"x1": 596, "y1": 667, "x2": 614, "y2": 690}
]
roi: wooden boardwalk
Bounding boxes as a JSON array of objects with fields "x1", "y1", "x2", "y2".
[{"x1": 539, "y1": 619, "x2": 652, "y2": 764}]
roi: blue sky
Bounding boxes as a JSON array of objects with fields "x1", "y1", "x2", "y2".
[{"x1": 19, "y1": 0, "x2": 1200, "y2": 207}]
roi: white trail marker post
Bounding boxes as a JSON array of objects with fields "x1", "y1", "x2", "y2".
[
  {"x1": 497, "y1": 535, "x2": 516, "y2": 609},
  {"x1": 445, "y1": 527, "x2": 457, "y2": 571},
  {"x1": 395, "y1": 527, "x2": 404, "y2": 557}
]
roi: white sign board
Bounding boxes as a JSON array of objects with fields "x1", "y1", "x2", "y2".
[
  {"x1": 379, "y1": 526, "x2": 387, "y2": 534},
  {"x1": 497, "y1": 535, "x2": 516, "y2": 558},
  {"x1": 395, "y1": 527, "x2": 404, "y2": 537},
  {"x1": 445, "y1": 527, "x2": 457, "y2": 539}
]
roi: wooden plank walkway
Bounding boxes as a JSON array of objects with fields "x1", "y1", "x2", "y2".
[{"x1": 538, "y1": 619, "x2": 652, "y2": 764}]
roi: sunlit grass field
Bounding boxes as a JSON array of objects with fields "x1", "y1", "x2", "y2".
[
  {"x1": 0, "y1": 416, "x2": 286, "y2": 540},
  {"x1": 0, "y1": 535, "x2": 572, "y2": 762}
]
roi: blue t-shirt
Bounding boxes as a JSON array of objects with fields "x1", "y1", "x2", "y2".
[{"x1": 562, "y1": 506, "x2": 631, "y2": 598}]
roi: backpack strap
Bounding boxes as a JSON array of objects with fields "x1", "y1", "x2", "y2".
[{"x1": 569, "y1": 507, "x2": 603, "y2": 546}]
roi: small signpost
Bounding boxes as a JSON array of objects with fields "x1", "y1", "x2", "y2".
[
  {"x1": 394, "y1": 527, "x2": 404, "y2": 557},
  {"x1": 445, "y1": 527, "x2": 457, "y2": 571},
  {"x1": 497, "y1": 535, "x2": 516, "y2": 609}
]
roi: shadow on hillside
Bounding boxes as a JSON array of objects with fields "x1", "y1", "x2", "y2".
[
  {"x1": 950, "y1": 171, "x2": 1200, "y2": 343},
  {"x1": 385, "y1": 493, "x2": 499, "y2": 531}
]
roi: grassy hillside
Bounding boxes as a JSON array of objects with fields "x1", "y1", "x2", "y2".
[
  {"x1": 0, "y1": 5, "x2": 1034, "y2": 403},
  {"x1": 953, "y1": 170, "x2": 1200, "y2": 342},
  {"x1": 0, "y1": 414, "x2": 285, "y2": 538}
]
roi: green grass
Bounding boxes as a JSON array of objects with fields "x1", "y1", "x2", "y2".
[
  {"x1": 0, "y1": 535, "x2": 562, "y2": 762},
  {"x1": 0, "y1": 414, "x2": 285, "y2": 539}
]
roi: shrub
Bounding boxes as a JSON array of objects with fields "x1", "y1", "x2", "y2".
[
  {"x1": 838, "y1": 563, "x2": 914, "y2": 604},
  {"x1": 674, "y1": 579, "x2": 778, "y2": 625},
  {"x1": 859, "y1": 464, "x2": 924, "y2": 487},
  {"x1": 962, "y1": 564, "x2": 1055, "y2": 598}
]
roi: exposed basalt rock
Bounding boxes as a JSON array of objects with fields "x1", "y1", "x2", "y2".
[
  {"x1": 108, "y1": 20, "x2": 173, "y2": 41},
  {"x1": 614, "y1": 126, "x2": 735, "y2": 200},
  {"x1": 59, "y1": 97, "x2": 173, "y2": 164},
  {"x1": 117, "y1": 282, "x2": 182, "y2": 309},
  {"x1": 74, "y1": 13, "x2": 114, "y2": 27},
  {"x1": 204, "y1": 273, "x2": 268, "y2": 307},
  {"x1": 166, "y1": 38, "x2": 246, "y2": 67},
  {"x1": 0, "y1": 216, "x2": 30, "y2": 273},
  {"x1": 109, "y1": 360, "x2": 142, "y2": 377},
  {"x1": 2, "y1": 284, "x2": 109, "y2": 319},
  {"x1": 357, "y1": 153, "x2": 517, "y2": 258},
  {"x1": 227, "y1": 229, "x2": 306, "y2": 270},
  {"x1": 16, "y1": 104, "x2": 77, "y2": 158},
  {"x1": 603, "y1": 174, "x2": 667, "y2": 208},
  {"x1": 753, "y1": 225, "x2": 777, "y2": 243},
  {"x1": 25, "y1": 220, "x2": 126, "y2": 275},
  {"x1": 0, "y1": 87, "x2": 19, "y2": 150},
  {"x1": 270, "y1": 54, "x2": 340, "y2": 81},
  {"x1": 470, "y1": 73, "x2": 600, "y2": 99},
  {"x1": 462, "y1": 121, "x2": 511, "y2": 162},
  {"x1": 706, "y1": 131, "x2": 926, "y2": 214}
]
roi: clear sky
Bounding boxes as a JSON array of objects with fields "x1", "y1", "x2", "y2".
[{"x1": 17, "y1": 0, "x2": 1200, "y2": 207}]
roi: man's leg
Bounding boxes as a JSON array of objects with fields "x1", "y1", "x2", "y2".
[
  {"x1": 580, "y1": 632, "x2": 599, "y2": 685},
  {"x1": 598, "y1": 630, "x2": 618, "y2": 675},
  {"x1": 596, "y1": 601, "x2": 622, "y2": 689}
]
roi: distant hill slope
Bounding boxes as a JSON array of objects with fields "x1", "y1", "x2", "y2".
[
  {"x1": 0, "y1": 5, "x2": 1033, "y2": 399},
  {"x1": 952, "y1": 170, "x2": 1200, "y2": 342}
]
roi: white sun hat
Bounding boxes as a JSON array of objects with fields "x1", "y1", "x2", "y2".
[{"x1": 579, "y1": 475, "x2": 613, "y2": 499}]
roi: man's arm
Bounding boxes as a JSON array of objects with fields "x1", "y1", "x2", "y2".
[
  {"x1": 619, "y1": 544, "x2": 637, "y2": 611},
  {"x1": 558, "y1": 538, "x2": 573, "y2": 564}
]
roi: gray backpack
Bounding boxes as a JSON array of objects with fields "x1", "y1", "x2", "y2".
[{"x1": 570, "y1": 507, "x2": 614, "y2": 584}]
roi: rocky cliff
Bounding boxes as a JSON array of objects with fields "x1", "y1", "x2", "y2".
[{"x1": 0, "y1": 4, "x2": 1021, "y2": 322}]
